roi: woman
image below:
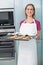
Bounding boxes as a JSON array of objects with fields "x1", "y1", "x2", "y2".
[{"x1": 17, "y1": 4, "x2": 41, "y2": 65}]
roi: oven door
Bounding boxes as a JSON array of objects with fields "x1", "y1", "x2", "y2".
[
  {"x1": 0, "y1": 38, "x2": 15, "y2": 59},
  {"x1": 0, "y1": 9, "x2": 14, "y2": 26}
]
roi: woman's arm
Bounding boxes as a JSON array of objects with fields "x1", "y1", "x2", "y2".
[
  {"x1": 35, "y1": 20, "x2": 41, "y2": 40},
  {"x1": 37, "y1": 31, "x2": 40, "y2": 40}
]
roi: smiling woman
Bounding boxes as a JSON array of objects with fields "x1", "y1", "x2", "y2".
[
  {"x1": 17, "y1": 4, "x2": 41, "y2": 65},
  {"x1": 25, "y1": 4, "x2": 35, "y2": 19}
]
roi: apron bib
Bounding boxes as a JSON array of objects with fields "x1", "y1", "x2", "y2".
[
  {"x1": 19, "y1": 19, "x2": 37, "y2": 36},
  {"x1": 17, "y1": 19, "x2": 38, "y2": 65}
]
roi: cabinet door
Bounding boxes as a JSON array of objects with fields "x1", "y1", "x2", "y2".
[{"x1": 0, "y1": 0, "x2": 14, "y2": 8}]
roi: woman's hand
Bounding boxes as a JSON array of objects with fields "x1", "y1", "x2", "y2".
[
  {"x1": 36, "y1": 35, "x2": 40, "y2": 40},
  {"x1": 21, "y1": 35, "x2": 31, "y2": 40}
]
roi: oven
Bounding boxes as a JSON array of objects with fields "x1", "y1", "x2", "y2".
[
  {"x1": 0, "y1": 39, "x2": 15, "y2": 59},
  {"x1": 0, "y1": 8, "x2": 15, "y2": 59}
]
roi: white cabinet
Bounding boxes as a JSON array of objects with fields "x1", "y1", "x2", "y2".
[{"x1": 0, "y1": 0, "x2": 14, "y2": 8}]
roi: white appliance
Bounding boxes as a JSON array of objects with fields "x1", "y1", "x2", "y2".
[{"x1": 0, "y1": 0, "x2": 15, "y2": 59}]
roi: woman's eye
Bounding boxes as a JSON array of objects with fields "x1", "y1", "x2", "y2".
[
  {"x1": 27, "y1": 9, "x2": 29, "y2": 10},
  {"x1": 27, "y1": 9, "x2": 33, "y2": 10},
  {"x1": 30, "y1": 9, "x2": 33, "y2": 10}
]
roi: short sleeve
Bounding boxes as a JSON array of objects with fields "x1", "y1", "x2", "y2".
[
  {"x1": 35, "y1": 20, "x2": 41, "y2": 31},
  {"x1": 20, "y1": 20, "x2": 24, "y2": 26}
]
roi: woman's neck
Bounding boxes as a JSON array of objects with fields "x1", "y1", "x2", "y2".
[
  {"x1": 27, "y1": 16, "x2": 33, "y2": 20},
  {"x1": 26, "y1": 17, "x2": 34, "y2": 23}
]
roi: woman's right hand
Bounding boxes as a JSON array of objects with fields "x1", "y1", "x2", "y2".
[{"x1": 21, "y1": 35, "x2": 31, "y2": 40}]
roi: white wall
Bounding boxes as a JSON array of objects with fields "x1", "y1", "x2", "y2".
[{"x1": 14, "y1": 1, "x2": 24, "y2": 64}]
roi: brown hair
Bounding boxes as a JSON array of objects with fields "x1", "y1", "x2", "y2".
[{"x1": 25, "y1": 4, "x2": 35, "y2": 18}]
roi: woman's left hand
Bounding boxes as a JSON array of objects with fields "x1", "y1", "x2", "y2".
[{"x1": 36, "y1": 35, "x2": 40, "y2": 40}]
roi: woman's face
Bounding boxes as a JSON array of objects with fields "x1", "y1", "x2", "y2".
[{"x1": 25, "y1": 5, "x2": 34, "y2": 17}]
